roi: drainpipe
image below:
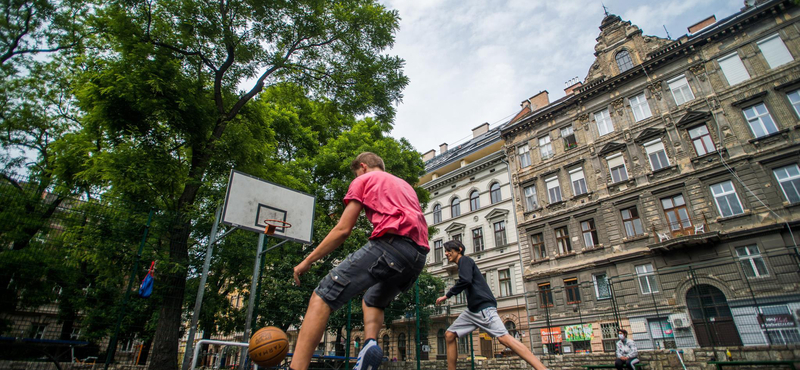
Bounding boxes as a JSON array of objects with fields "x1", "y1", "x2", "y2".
[{"x1": 501, "y1": 158, "x2": 535, "y2": 352}]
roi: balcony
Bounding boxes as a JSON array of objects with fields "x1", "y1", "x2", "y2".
[{"x1": 648, "y1": 214, "x2": 720, "y2": 251}]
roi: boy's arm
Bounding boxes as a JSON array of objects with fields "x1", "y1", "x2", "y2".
[{"x1": 293, "y1": 200, "x2": 363, "y2": 286}]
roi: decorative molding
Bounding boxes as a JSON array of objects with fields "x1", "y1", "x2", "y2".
[
  {"x1": 647, "y1": 82, "x2": 663, "y2": 101},
  {"x1": 611, "y1": 98, "x2": 625, "y2": 116},
  {"x1": 689, "y1": 63, "x2": 706, "y2": 81}
]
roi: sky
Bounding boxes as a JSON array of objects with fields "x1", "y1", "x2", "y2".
[{"x1": 379, "y1": 0, "x2": 744, "y2": 155}]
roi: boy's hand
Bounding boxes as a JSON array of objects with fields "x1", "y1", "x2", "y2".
[
  {"x1": 435, "y1": 296, "x2": 448, "y2": 305},
  {"x1": 293, "y1": 260, "x2": 311, "y2": 286}
]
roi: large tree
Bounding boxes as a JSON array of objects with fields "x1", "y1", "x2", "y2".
[{"x1": 75, "y1": 1, "x2": 408, "y2": 368}]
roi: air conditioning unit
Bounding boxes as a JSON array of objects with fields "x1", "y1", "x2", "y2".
[{"x1": 669, "y1": 313, "x2": 691, "y2": 329}]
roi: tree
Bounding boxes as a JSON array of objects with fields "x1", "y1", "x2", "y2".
[{"x1": 75, "y1": 1, "x2": 408, "y2": 368}]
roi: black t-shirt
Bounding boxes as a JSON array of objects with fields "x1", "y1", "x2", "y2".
[{"x1": 445, "y1": 255, "x2": 497, "y2": 313}]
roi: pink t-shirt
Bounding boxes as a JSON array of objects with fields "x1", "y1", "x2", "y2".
[{"x1": 343, "y1": 171, "x2": 430, "y2": 250}]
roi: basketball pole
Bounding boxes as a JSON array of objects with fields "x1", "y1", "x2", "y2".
[
  {"x1": 182, "y1": 206, "x2": 235, "y2": 370},
  {"x1": 240, "y1": 233, "x2": 266, "y2": 370}
]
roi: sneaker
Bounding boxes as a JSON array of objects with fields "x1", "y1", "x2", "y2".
[{"x1": 353, "y1": 338, "x2": 383, "y2": 370}]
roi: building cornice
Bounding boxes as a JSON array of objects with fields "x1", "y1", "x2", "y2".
[{"x1": 422, "y1": 150, "x2": 506, "y2": 192}]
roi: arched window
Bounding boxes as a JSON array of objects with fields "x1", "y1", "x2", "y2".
[
  {"x1": 437, "y1": 329, "x2": 446, "y2": 355},
  {"x1": 490, "y1": 183, "x2": 502, "y2": 204},
  {"x1": 505, "y1": 321, "x2": 518, "y2": 338},
  {"x1": 398, "y1": 333, "x2": 407, "y2": 361},
  {"x1": 383, "y1": 334, "x2": 391, "y2": 358},
  {"x1": 451, "y1": 198, "x2": 461, "y2": 217},
  {"x1": 469, "y1": 190, "x2": 480, "y2": 211},
  {"x1": 354, "y1": 337, "x2": 361, "y2": 352},
  {"x1": 433, "y1": 204, "x2": 442, "y2": 224},
  {"x1": 616, "y1": 50, "x2": 634, "y2": 73}
]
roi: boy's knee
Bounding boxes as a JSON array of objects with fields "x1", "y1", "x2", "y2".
[{"x1": 445, "y1": 331, "x2": 458, "y2": 342}]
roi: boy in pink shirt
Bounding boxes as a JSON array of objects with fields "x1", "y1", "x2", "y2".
[{"x1": 291, "y1": 152, "x2": 429, "y2": 370}]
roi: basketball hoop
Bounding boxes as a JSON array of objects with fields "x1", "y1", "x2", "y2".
[{"x1": 263, "y1": 219, "x2": 292, "y2": 235}]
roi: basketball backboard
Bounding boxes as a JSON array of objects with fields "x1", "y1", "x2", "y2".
[{"x1": 222, "y1": 170, "x2": 316, "y2": 244}]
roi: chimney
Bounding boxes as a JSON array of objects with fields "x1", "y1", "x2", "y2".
[
  {"x1": 688, "y1": 15, "x2": 716, "y2": 34},
  {"x1": 528, "y1": 91, "x2": 550, "y2": 112},
  {"x1": 564, "y1": 77, "x2": 582, "y2": 96},
  {"x1": 422, "y1": 149, "x2": 435, "y2": 161},
  {"x1": 439, "y1": 143, "x2": 448, "y2": 153},
  {"x1": 472, "y1": 122, "x2": 490, "y2": 138}
]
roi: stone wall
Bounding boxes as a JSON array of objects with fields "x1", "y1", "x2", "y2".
[{"x1": 378, "y1": 345, "x2": 800, "y2": 370}]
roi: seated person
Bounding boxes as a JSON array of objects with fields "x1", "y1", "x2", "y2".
[{"x1": 615, "y1": 329, "x2": 639, "y2": 370}]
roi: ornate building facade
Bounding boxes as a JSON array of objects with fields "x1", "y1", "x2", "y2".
[{"x1": 502, "y1": 0, "x2": 800, "y2": 356}]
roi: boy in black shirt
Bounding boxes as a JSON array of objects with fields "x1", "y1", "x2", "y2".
[{"x1": 436, "y1": 240, "x2": 548, "y2": 370}]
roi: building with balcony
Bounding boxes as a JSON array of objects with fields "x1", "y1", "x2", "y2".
[
  {"x1": 415, "y1": 122, "x2": 531, "y2": 360},
  {"x1": 502, "y1": 0, "x2": 800, "y2": 356}
]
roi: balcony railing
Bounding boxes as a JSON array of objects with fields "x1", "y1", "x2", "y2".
[{"x1": 651, "y1": 213, "x2": 710, "y2": 245}]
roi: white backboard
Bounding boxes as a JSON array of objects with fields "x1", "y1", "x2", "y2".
[{"x1": 222, "y1": 170, "x2": 316, "y2": 244}]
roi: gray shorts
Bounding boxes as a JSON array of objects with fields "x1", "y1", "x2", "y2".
[
  {"x1": 315, "y1": 236, "x2": 427, "y2": 311},
  {"x1": 447, "y1": 307, "x2": 509, "y2": 338}
]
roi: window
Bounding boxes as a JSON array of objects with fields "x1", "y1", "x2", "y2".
[
  {"x1": 434, "y1": 240, "x2": 443, "y2": 263},
  {"x1": 355, "y1": 337, "x2": 361, "y2": 352},
  {"x1": 787, "y1": 90, "x2": 800, "y2": 117},
  {"x1": 711, "y1": 181, "x2": 744, "y2": 217},
  {"x1": 538, "y1": 282, "x2": 553, "y2": 308},
  {"x1": 452, "y1": 234, "x2": 461, "y2": 242},
  {"x1": 490, "y1": 183, "x2": 502, "y2": 204},
  {"x1": 718, "y1": 52, "x2": 750, "y2": 85},
  {"x1": 384, "y1": 334, "x2": 392, "y2": 355},
  {"x1": 437, "y1": 330, "x2": 445, "y2": 355},
  {"x1": 668, "y1": 75, "x2": 694, "y2": 106},
  {"x1": 518, "y1": 144, "x2": 532, "y2": 168},
  {"x1": 758, "y1": 34, "x2": 793, "y2": 69},
  {"x1": 457, "y1": 335, "x2": 468, "y2": 354},
  {"x1": 662, "y1": 194, "x2": 693, "y2": 234},
  {"x1": 433, "y1": 204, "x2": 442, "y2": 224},
  {"x1": 455, "y1": 291, "x2": 466, "y2": 305},
  {"x1": 451, "y1": 197, "x2": 461, "y2": 217},
  {"x1": 546, "y1": 176, "x2": 562, "y2": 203},
  {"x1": 649, "y1": 319, "x2": 676, "y2": 349},
  {"x1": 743, "y1": 103, "x2": 779, "y2": 138},
  {"x1": 530, "y1": 233, "x2": 546, "y2": 261},
  {"x1": 499, "y1": 269, "x2": 512, "y2": 297},
  {"x1": 570, "y1": 168, "x2": 588, "y2": 196},
  {"x1": 616, "y1": 50, "x2": 634, "y2": 72},
  {"x1": 689, "y1": 125, "x2": 715, "y2": 156},
  {"x1": 398, "y1": 333, "x2": 407, "y2": 360},
  {"x1": 607, "y1": 154, "x2": 628, "y2": 183},
  {"x1": 505, "y1": 321, "x2": 518, "y2": 338},
  {"x1": 472, "y1": 228, "x2": 484, "y2": 252},
  {"x1": 562, "y1": 126, "x2": 577, "y2": 150},
  {"x1": 555, "y1": 226, "x2": 572, "y2": 254},
  {"x1": 469, "y1": 190, "x2": 480, "y2": 211},
  {"x1": 595, "y1": 109, "x2": 614, "y2": 136},
  {"x1": 636, "y1": 264, "x2": 659, "y2": 294},
  {"x1": 601, "y1": 323, "x2": 618, "y2": 352},
  {"x1": 593, "y1": 273, "x2": 611, "y2": 300},
  {"x1": 630, "y1": 92, "x2": 652, "y2": 121},
  {"x1": 644, "y1": 139, "x2": 670, "y2": 171},
  {"x1": 581, "y1": 219, "x2": 598, "y2": 248},
  {"x1": 493, "y1": 221, "x2": 507, "y2": 247},
  {"x1": 539, "y1": 136, "x2": 554, "y2": 160},
  {"x1": 621, "y1": 206, "x2": 644, "y2": 238},
  {"x1": 565, "y1": 278, "x2": 580, "y2": 304},
  {"x1": 767, "y1": 329, "x2": 800, "y2": 345},
  {"x1": 736, "y1": 245, "x2": 768, "y2": 278},
  {"x1": 30, "y1": 324, "x2": 46, "y2": 340},
  {"x1": 524, "y1": 185, "x2": 538, "y2": 211},
  {"x1": 774, "y1": 164, "x2": 800, "y2": 203}
]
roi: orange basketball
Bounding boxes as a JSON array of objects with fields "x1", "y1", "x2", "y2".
[{"x1": 248, "y1": 326, "x2": 289, "y2": 367}]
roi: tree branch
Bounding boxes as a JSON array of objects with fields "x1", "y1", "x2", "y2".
[{"x1": 151, "y1": 41, "x2": 218, "y2": 72}]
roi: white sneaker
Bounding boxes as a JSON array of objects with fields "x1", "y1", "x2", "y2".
[{"x1": 353, "y1": 338, "x2": 382, "y2": 370}]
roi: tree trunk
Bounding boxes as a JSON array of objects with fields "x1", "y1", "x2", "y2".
[{"x1": 147, "y1": 217, "x2": 191, "y2": 370}]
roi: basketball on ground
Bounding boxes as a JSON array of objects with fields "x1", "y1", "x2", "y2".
[{"x1": 248, "y1": 326, "x2": 289, "y2": 367}]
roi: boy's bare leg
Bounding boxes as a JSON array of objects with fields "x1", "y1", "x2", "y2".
[
  {"x1": 362, "y1": 299, "x2": 384, "y2": 341},
  {"x1": 497, "y1": 334, "x2": 548, "y2": 370},
  {"x1": 290, "y1": 292, "x2": 332, "y2": 370},
  {"x1": 445, "y1": 331, "x2": 458, "y2": 370}
]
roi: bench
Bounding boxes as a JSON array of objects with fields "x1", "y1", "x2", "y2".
[
  {"x1": 708, "y1": 360, "x2": 800, "y2": 370},
  {"x1": 583, "y1": 364, "x2": 647, "y2": 370}
]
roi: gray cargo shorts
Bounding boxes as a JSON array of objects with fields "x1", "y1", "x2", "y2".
[
  {"x1": 314, "y1": 235, "x2": 427, "y2": 311},
  {"x1": 447, "y1": 307, "x2": 509, "y2": 338}
]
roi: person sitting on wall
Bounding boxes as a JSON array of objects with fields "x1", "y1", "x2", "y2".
[{"x1": 615, "y1": 329, "x2": 639, "y2": 370}]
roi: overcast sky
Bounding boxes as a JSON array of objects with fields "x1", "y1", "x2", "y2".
[{"x1": 380, "y1": 0, "x2": 744, "y2": 155}]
